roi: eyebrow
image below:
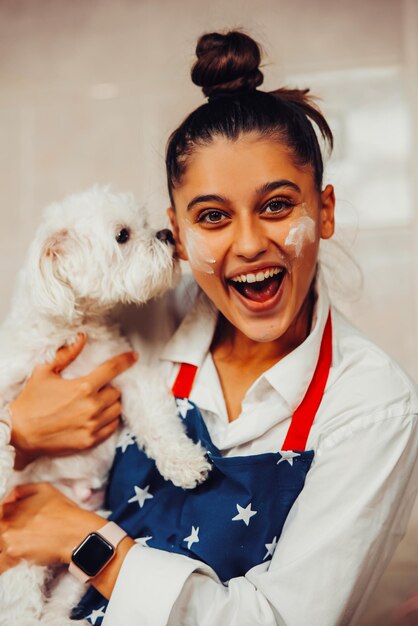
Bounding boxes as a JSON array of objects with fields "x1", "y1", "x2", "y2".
[
  {"x1": 186, "y1": 179, "x2": 301, "y2": 211},
  {"x1": 187, "y1": 194, "x2": 225, "y2": 211},
  {"x1": 256, "y1": 179, "x2": 301, "y2": 195}
]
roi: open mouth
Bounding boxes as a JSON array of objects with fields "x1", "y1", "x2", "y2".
[{"x1": 227, "y1": 267, "x2": 286, "y2": 303}]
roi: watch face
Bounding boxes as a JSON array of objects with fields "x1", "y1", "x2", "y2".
[{"x1": 72, "y1": 532, "x2": 115, "y2": 578}]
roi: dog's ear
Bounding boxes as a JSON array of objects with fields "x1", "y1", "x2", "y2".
[{"x1": 29, "y1": 228, "x2": 77, "y2": 320}]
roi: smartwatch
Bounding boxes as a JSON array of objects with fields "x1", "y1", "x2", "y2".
[{"x1": 69, "y1": 521, "x2": 127, "y2": 583}]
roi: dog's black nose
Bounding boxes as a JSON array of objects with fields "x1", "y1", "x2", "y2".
[{"x1": 156, "y1": 229, "x2": 175, "y2": 245}]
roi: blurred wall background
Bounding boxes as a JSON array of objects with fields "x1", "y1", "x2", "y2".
[{"x1": 0, "y1": 0, "x2": 417, "y2": 624}]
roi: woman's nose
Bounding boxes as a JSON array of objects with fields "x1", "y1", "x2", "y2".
[{"x1": 232, "y1": 218, "x2": 268, "y2": 260}]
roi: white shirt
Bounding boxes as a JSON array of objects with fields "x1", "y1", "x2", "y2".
[{"x1": 104, "y1": 272, "x2": 418, "y2": 626}]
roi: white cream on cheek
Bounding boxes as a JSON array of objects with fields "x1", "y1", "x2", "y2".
[
  {"x1": 180, "y1": 208, "x2": 316, "y2": 274},
  {"x1": 182, "y1": 220, "x2": 217, "y2": 274},
  {"x1": 284, "y1": 215, "x2": 316, "y2": 257}
]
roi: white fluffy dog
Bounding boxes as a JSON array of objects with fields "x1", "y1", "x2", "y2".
[{"x1": 0, "y1": 186, "x2": 210, "y2": 625}]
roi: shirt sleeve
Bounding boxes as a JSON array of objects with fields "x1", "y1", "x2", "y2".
[{"x1": 103, "y1": 411, "x2": 418, "y2": 626}]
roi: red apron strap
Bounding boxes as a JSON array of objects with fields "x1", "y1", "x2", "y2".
[
  {"x1": 171, "y1": 362, "x2": 198, "y2": 399},
  {"x1": 282, "y1": 311, "x2": 333, "y2": 451},
  {"x1": 172, "y1": 312, "x2": 332, "y2": 451}
]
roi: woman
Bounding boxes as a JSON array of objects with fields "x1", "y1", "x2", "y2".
[{"x1": 1, "y1": 31, "x2": 418, "y2": 626}]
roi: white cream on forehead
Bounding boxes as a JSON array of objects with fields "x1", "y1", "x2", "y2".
[
  {"x1": 285, "y1": 215, "x2": 316, "y2": 256},
  {"x1": 183, "y1": 221, "x2": 216, "y2": 274}
]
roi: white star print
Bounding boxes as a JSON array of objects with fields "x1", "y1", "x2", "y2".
[
  {"x1": 232, "y1": 503, "x2": 258, "y2": 526},
  {"x1": 277, "y1": 450, "x2": 301, "y2": 466},
  {"x1": 135, "y1": 535, "x2": 152, "y2": 547},
  {"x1": 116, "y1": 430, "x2": 136, "y2": 453},
  {"x1": 176, "y1": 398, "x2": 194, "y2": 418},
  {"x1": 183, "y1": 525, "x2": 200, "y2": 549},
  {"x1": 87, "y1": 606, "x2": 106, "y2": 625},
  {"x1": 128, "y1": 484, "x2": 154, "y2": 508},
  {"x1": 263, "y1": 536, "x2": 278, "y2": 560}
]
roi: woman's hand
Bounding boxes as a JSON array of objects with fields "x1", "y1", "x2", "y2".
[
  {"x1": 0, "y1": 483, "x2": 136, "y2": 599},
  {"x1": 0, "y1": 482, "x2": 103, "y2": 573},
  {"x1": 9, "y1": 334, "x2": 138, "y2": 469}
]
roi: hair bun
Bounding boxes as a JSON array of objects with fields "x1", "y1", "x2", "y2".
[{"x1": 191, "y1": 31, "x2": 264, "y2": 98}]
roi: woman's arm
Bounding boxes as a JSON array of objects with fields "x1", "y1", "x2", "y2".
[
  {"x1": 102, "y1": 409, "x2": 418, "y2": 626},
  {"x1": 1, "y1": 412, "x2": 417, "y2": 624},
  {"x1": 8, "y1": 334, "x2": 137, "y2": 469},
  {"x1": 0, "y1": 482, "x2": 135, "y2": 599}
]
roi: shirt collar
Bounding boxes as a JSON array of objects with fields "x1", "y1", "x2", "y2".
[
  {"x1": 160, "y1": 268, "x2": 330, "y2": 412},
  {"x1": 159, "y1": 287, "x2": 218, "y2": 367}
]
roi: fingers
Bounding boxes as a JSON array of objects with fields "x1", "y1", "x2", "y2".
[
  {"x1": 0, "y1": 551, "x2": 19, "y2": 574},
  {"x1": 2, "y1": 483, "x2": 55, "y2": 506},
  {"x1": 0, "y1": 484, "x2": 39, "y2": 519},
  {"x1": 1, "y1": 490, "x2": 18, "y2": 505},
  {"x1": 84, "y1": 351, "x2": 138, "y2": 392},
  {"x1": 0, "y1": 490, "x2": 17, "y2": 520},
  {"x1": 48, "y1": 333, "x2": 87, "y2": 374},
  {"x1": 94, "y1": 417, "x2": 121, "y2": 444},
  {"x1": 96, "y1": 385, "x2": 121, "y2": 411},
  {"x1": 4, "y1": 483, "x2": 40, "y2": 501},
  {"x1": 91, "y1": 402, "x2": 122, "y2": 434}
]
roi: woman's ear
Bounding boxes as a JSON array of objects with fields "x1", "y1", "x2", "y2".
[
  {"x1": 167, "y1": 207, "x2": 188, "y2": 261},
  {"x1": 319, "y1": 184, "x2": 335, "y2": 240}
]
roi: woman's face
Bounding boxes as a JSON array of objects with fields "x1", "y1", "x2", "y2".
[{"x1": 168, "y1": 133, "x2": 335, "y2": 344}]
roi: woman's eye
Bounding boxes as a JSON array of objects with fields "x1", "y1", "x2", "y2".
[
  {"x1": 197, "y1": 210, "x2": 226, "y2": 224},
  {"x1": 263, "y1": 199, "x2": 293, "y2": 215}
]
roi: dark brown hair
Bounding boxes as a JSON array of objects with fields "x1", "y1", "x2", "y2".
[{"x1": 166, "y1": 30, "x2": 333, "y2": 204}]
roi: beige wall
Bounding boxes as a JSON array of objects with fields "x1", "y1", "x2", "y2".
[
  {"x1": 1, "y1": 0, "x2": 417, "y2": 381},
  {"x1": 0, "y1": 1, "x2": 417, "y2": 623}
]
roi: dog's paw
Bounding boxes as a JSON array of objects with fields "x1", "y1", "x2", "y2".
[{"x1": 156, "y1": 443, "x2": 212, "y2": 489}]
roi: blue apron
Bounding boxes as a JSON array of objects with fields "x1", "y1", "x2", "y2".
[{"x1": 71, "y1": 313, "x2": 332, "y2": 625}]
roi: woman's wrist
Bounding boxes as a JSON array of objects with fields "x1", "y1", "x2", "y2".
[
  {"x1": 60, "y1": 510, "x2": 107, "y2": 565},
  {"x1": 90, "y1": 535, "x2": 136, "y2": 600},
  {"x1": 64, "y1": 512, "x2": 136, "y2": 600},
  {"x1": 8, "y1": 400, "x2": 37, "y2": 469}
]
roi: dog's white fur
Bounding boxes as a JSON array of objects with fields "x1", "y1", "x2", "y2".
[{"x1": 0, "y1": 187, "x2": 211, "y2": 625}]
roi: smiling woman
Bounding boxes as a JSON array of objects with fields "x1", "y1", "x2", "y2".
[
  {"x1": 168, "y1": 136, "x2": 335, "y2": 351},
  {"x1": 1, "y1": 29, "x2": 418, "y2": 626}
]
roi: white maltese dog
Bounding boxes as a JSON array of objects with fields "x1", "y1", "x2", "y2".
[{"x1": 0, "y1": 186, "x2": 210, "y2": 625}]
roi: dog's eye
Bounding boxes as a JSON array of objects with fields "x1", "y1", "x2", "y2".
[{"x1": 115, "y1": 228, "x2": 130, "y2": 244}]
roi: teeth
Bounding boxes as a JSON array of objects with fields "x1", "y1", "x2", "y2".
[{"x1": 230, "y1": 267, "x2": 282, "y2": 283}]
